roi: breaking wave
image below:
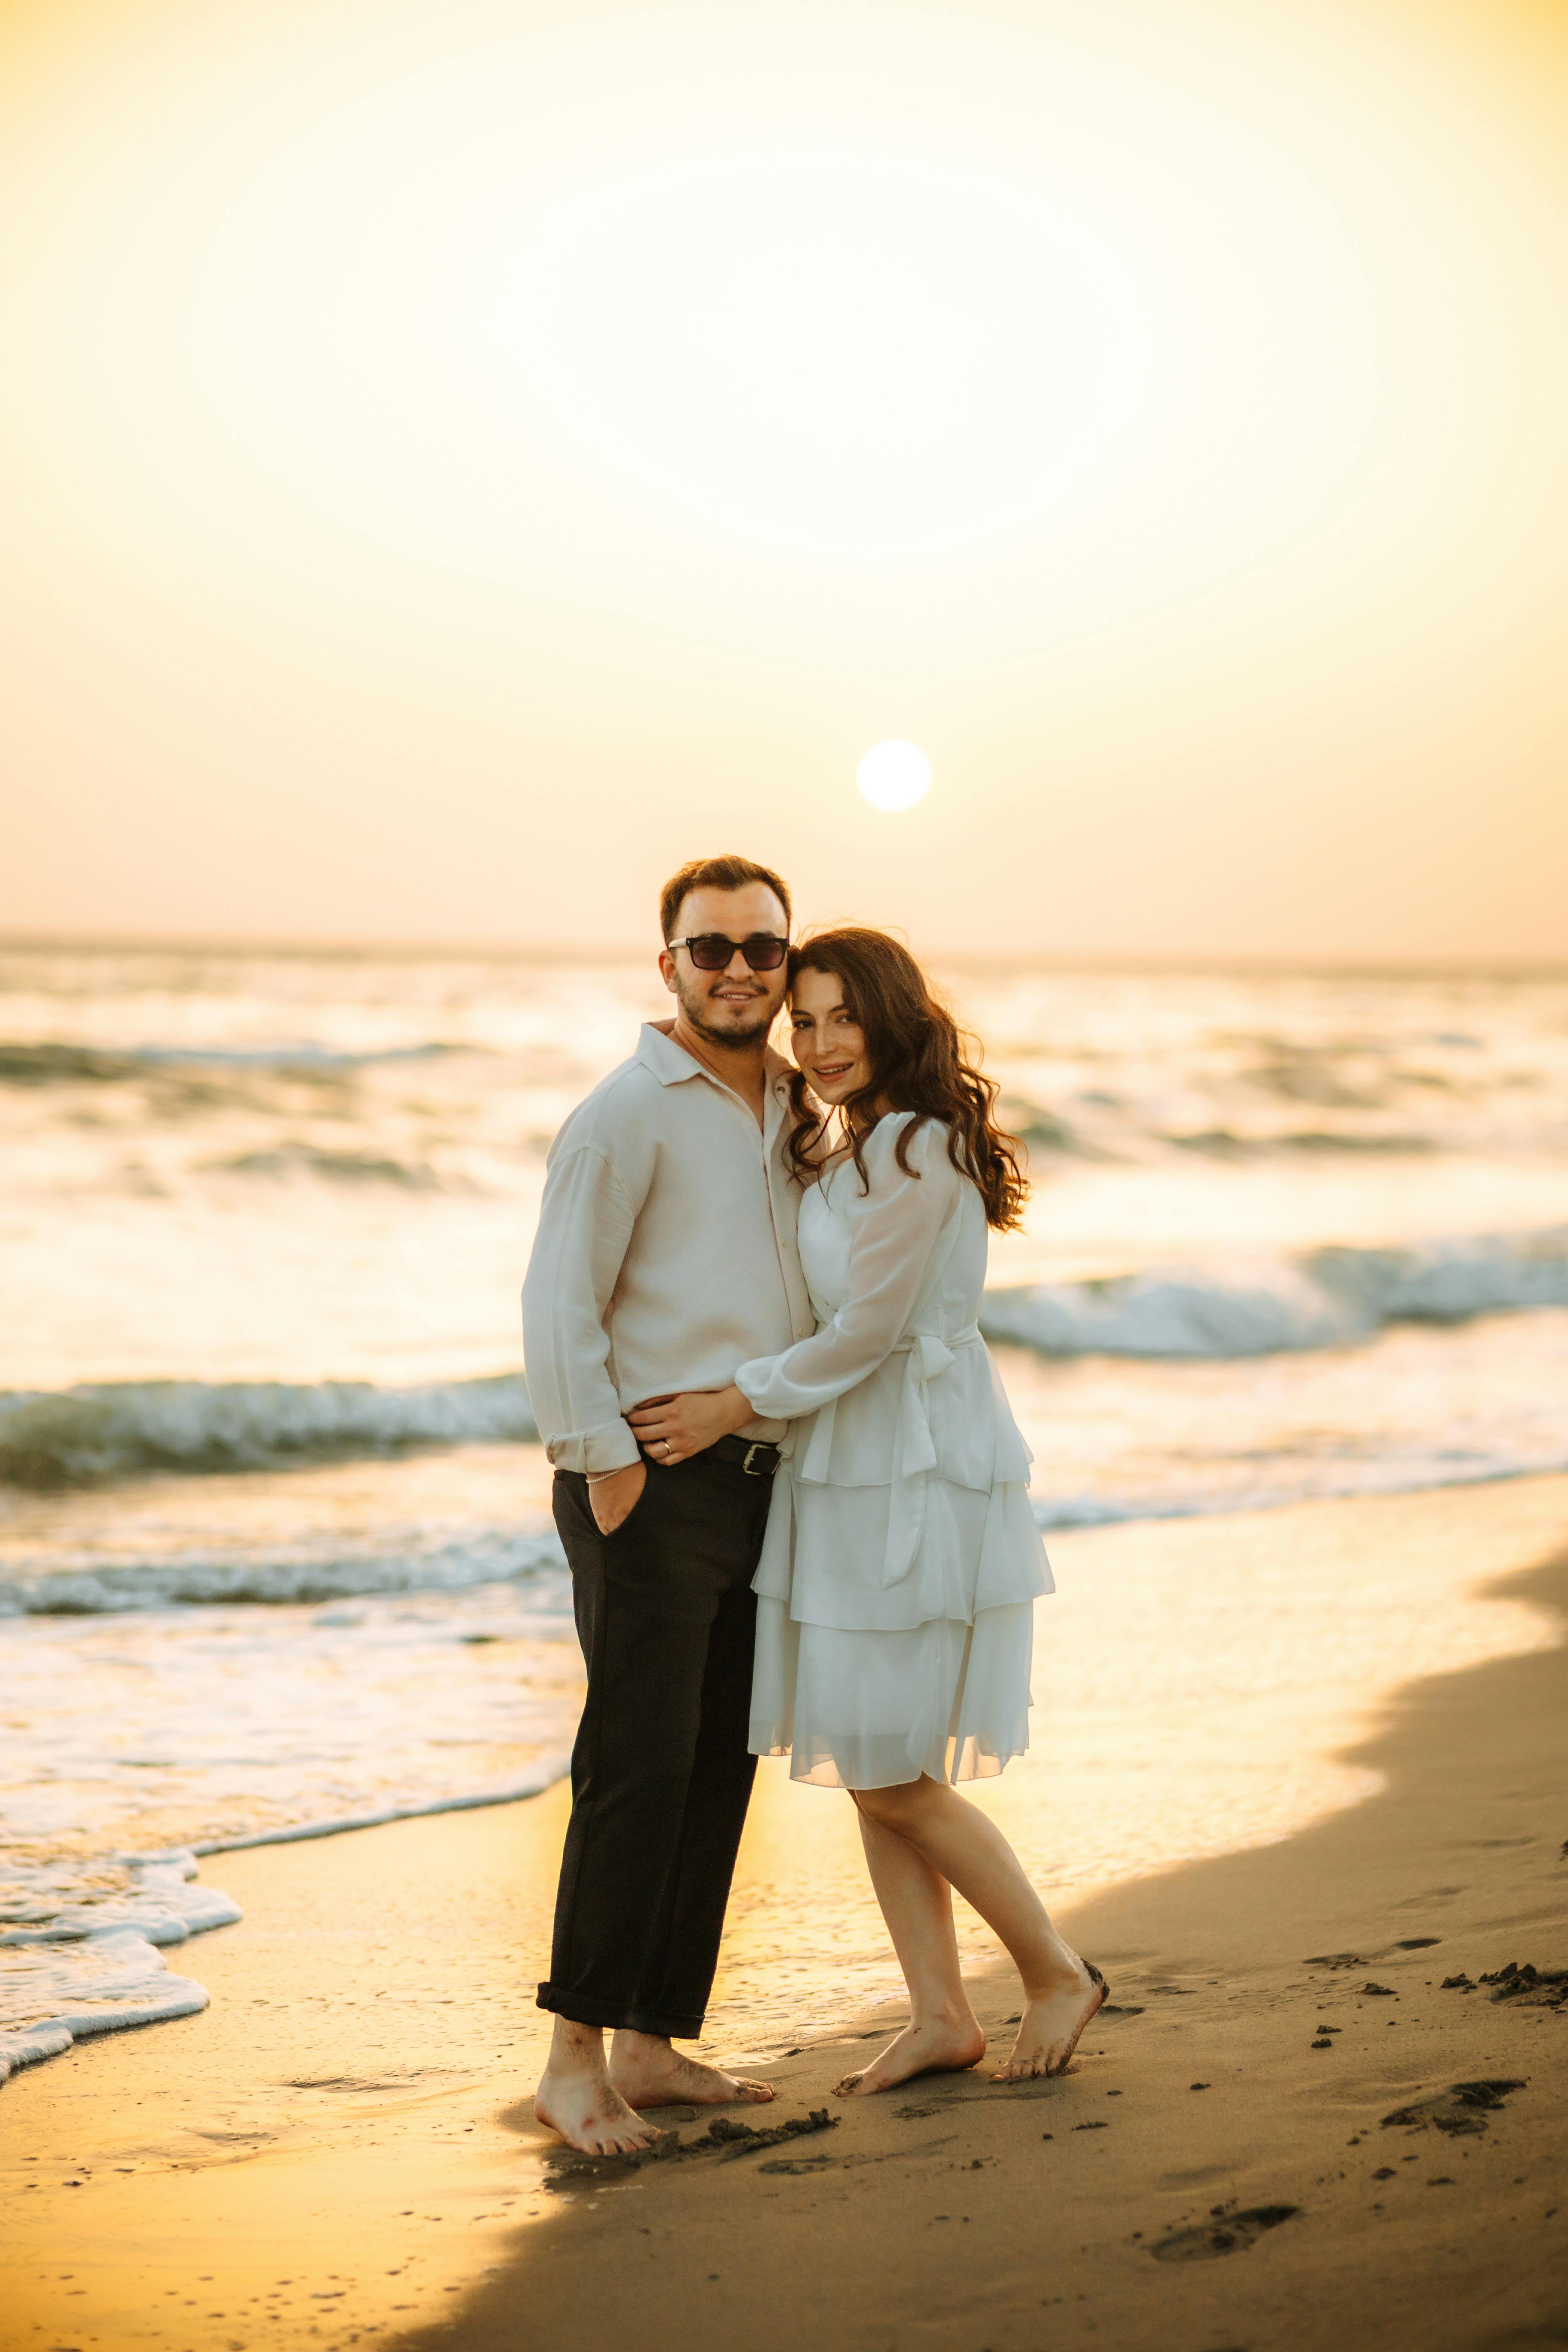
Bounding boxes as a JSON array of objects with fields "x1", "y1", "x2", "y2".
[
  {"x1": 6, "y1": 1228, "x2": 1567, "y2": 1494},
  {"x1": 980, "y1": 1227, "x2": 1568, "y2": 1360},
  {"x1": 0, "y1": 1528, "x2": 567, "y2": 1615},
  {"x1": 0, "y1": 1374, "x2": 538, "y2": 1490}
]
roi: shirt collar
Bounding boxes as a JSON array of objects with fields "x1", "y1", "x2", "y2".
[{"x1": 637, "y1": 1020, "x2": 791, "y2": 1096}]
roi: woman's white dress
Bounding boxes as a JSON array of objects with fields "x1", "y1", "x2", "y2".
[{"x1": 734, "y1": 1112, "x2": 1052, "y2": 1791}]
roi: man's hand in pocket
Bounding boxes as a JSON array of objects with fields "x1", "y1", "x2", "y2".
[{"x1": 589, "y1": 1459, "x2": 646, "y2": 1535}]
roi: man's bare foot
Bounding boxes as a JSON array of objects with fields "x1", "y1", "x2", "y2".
[
  {"x1": 608, "y1": 2030, "x2": 775, "y2": 2112},
  {"x1": 534, "y1": 2062, "x2": 657, "y2": 2156},
  {"x1": 992, "y1": 1960, "x2": 1107, "y2": 2081},
  {"x1": 835, "y1": 2014, "x2": 987, "y2": 2098}
]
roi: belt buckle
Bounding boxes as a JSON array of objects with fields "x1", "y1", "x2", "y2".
[{"x1": 741, "y1": 1442, "x2": 770, "y2": 1476}]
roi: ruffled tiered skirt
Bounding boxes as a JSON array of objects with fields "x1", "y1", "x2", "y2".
[{"x1": 748, "y1": 1469, "x2": 1050, "y2": 1791}]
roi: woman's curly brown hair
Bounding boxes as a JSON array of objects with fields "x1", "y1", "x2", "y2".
[{"x1": 785, "y1": 927, "x2": 1027, "y2": 1233}]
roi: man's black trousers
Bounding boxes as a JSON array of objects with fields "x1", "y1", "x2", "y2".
[{"x1": 537, "y1": 1450, "x2": 773, "y2": 2041}]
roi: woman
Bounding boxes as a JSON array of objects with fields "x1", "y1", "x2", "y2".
[{"x1": 628, "y1": 929, "x2": 1104, "y2": 2095}]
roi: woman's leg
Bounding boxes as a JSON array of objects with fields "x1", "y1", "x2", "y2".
[
  {"x1": 833, "y1": 1799, "x2": 987, "y2": 2097},
  {"x1": 854, "y1": 1774, "x2": 1104, "y2": 2081}
]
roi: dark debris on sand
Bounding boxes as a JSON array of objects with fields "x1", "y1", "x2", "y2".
[
  {"x1": 1380, "y1": 2079, "x2": 1527, "y2": 2136},
  {"x1": 1478, "y1": 1961, "x2": 1568, "y2": 2007},
  {"x1": 701, "y1": 2110, "x2": 842, "y2": 2161}
]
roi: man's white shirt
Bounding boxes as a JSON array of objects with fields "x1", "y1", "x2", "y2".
[{"x1": 522, "y1": 1021, "x2": 816, "y2": 1475}]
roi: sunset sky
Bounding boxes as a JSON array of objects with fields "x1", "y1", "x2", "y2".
[{"x1": 2, "y1": 0, "x2": 1564, "y2": 964}]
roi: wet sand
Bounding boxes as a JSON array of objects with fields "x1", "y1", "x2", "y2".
[{"x1": 6, "y1": 1476, "x2": 1568, "y2": 2352}]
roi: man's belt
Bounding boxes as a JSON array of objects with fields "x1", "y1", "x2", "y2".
[{"x1": 709, "y1": 1434, "x2": 781, "y2": 1476}]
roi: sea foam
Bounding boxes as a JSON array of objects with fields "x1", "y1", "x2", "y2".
[{"x1": 0, "y1": 1855, "x2": 237, "y2": 2083}]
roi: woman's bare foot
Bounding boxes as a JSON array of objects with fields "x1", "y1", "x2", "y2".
[
  {"x1": 534, "y1": 2063, "x2": 656, "y2": 2156},
  {"x1": 835, "y1": 2012, "x2": 987, "y2": 2098},
  {"x1": 992, "y1": 1960, "x2": 1107, "y2": 2081},
  {"x1": 608, "y1": 2029, "x2": 775, "y2": 2112}
]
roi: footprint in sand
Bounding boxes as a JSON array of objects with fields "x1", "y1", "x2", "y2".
[{"x1": 1150, "y1": 2205, "x2": 1299, "y2": 2263}]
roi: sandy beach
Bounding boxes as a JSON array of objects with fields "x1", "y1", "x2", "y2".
[{"x1": 6, "y1": 1472, "x2": 1567, "y2": 2352}]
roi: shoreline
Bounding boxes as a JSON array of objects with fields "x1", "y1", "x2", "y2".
[{"x1": 5, "y1": 1474, "x2": 1567, "y2": 2352}]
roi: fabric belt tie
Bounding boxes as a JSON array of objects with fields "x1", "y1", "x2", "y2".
[{"x1": 797, "y1": 1324, "x2": 982, "y2": 1588}]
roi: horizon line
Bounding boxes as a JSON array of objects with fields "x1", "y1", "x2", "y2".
[{"x1": 2, "y1": 929, "x2": 1566, "y2": 985}]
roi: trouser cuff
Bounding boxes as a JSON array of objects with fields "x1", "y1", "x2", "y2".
[{"x1": 536, "y1": 1982, "x2": 705, "y2": 2040}]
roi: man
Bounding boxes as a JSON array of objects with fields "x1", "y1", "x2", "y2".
[{"x1": 522, "y1": 852, "x2": 815, "y2": 2155}]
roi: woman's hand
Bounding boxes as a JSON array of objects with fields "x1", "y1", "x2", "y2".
[
  {"x1": 588, "y1": 1459, "x2": 645, "y2": 1534},
  {"x1": 627, "y1": 1384, "x2": 753, "y2": 1465}
]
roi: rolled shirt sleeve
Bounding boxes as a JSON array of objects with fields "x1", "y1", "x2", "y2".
[
  {"x1": 522, "y1": 1142, "x2": 644, "y2": 1475},
  {"x1": 733, "y1": 1115, "x2": 960, "y2": 1421}
]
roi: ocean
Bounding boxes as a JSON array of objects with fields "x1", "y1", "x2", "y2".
[{"x1": 4, "y1": 943, "x2": 1567, "y2": 2079}]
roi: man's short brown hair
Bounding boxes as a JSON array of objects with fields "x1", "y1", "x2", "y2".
[{"x1": 659, "y1": 855, "x2": 792, "y2": 943}]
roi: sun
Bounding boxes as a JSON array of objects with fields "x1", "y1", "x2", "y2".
[{"x1": 858, "y1": 742, "x2": 932, "y2": 813}]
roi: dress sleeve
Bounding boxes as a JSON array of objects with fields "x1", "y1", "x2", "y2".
[{"x1": 734, "y1": 1115, "x2": 961, "y2": 1422}]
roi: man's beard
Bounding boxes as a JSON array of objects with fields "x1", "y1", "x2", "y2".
[{"x1": 675, "y1": 973, "x2": 776, "y2": 1047}]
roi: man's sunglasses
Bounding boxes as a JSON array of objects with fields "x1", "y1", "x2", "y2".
[{"x1": 668, "y1": 934, "x2": 789, "y2": 972}]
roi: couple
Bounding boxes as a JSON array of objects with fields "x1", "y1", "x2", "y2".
[{"x1": 522, "y1": 852, "x2": 1104, "y2": 2156}]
